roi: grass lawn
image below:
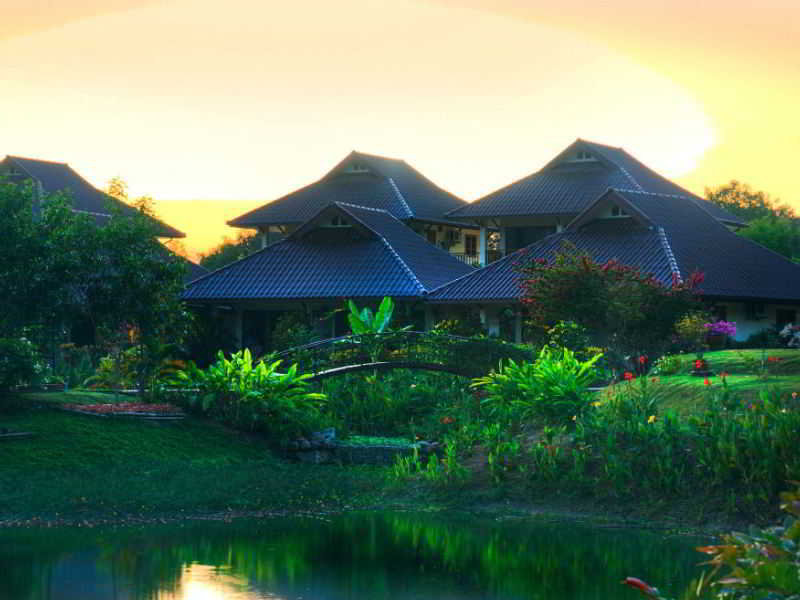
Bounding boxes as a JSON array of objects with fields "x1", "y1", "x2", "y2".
[
  {"x1": 0, "y1": 393, "x2": 386, "y2": 520},
  {"x1": 596, "y1": 349, "x2": 800, "y2": 416}
]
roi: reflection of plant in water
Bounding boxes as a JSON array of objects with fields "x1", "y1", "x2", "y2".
[{"x1": 0, "y1": 514, "x2": 707, "y2": 600}]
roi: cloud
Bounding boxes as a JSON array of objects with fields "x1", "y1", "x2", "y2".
[{"x1": 0, "y1": 0, "x2": 162, "y2": 40}]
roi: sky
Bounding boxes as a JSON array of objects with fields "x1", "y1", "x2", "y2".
[{"x1": 2, "y1": 0, "x2": 798, "y2": 258}]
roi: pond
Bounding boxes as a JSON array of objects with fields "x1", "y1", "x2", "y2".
[{"x1": 0, "y1": 512, "x2": 709, "y2": 600}]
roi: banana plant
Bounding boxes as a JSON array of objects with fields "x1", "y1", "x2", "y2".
[{"x1": 346, "y1": 297, "x2": 410, "y2": 362}]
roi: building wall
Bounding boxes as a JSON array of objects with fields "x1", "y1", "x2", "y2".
[{"x1": 714, "y1": 301, "x2": 800, "y2": 341}]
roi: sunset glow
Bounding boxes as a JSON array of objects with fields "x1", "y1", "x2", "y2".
[{"x1": 3, "y1": 0, "x2": 797, "y2": 257}]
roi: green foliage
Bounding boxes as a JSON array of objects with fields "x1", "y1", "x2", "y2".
[
  {"x1": 674, "y1": 311, "x2": 714, "y2": 356},
  {"x1": 389, "y1": 438, "x2": 469, "y2": 488},
  {"x1": 517, "y1": 243, "x2": 702, "y2": 358},
  {"x1": 0, "y1": 338, "x2": 41, "y2": 395},
  {"x1": 173, "y1": 349, "x2": 326, "y2": 441},
  {"x1": 546, "y1": 320, "x2": 589, "y2": 353},
  {"x1": 0, "y1": 176, "x2": 189, "y2": 392},
  {"x1": 199, "y1": 230, "x2": 262, "y2": 271},
  {"x1": 347, "y1": 296, "x2": 398, "y2": 335},
  {"x1": 270, "y1": 312, "x2": 318, "y2": 351},
  {"x1": 739, "y1": 215, "x2": 800, "y2": 262},
  {"x1": 321, "y1": 370, "x2": 469, "y2": 437},
  {"x1": 706, "y1": 180, "x2": 795, "y2": 221},
  {"x1": 635, "y1": 483, "x2": 800, "y2": 600},
  {"x1": 525, "y1": 381, "x2": 800, "y2": 515},
  {"x1": 473, "y1": 347, "x2": 603, "y2": 426},
  {"x1": 651, "y1": 354, "x2": 685, "y2": 376}
]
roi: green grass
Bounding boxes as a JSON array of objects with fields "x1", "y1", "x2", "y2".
[
  {"x1": 0, "y1": 394, "x2": 386, "y2": 519},
  {"x1": 597, "y1": 349, "x2": 800, "y2": 416},
  {"x1": 19, "y1": 390, "x2": 134, "y2": 404}
]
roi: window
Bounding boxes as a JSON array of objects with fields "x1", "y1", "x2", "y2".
[
  {"x1": 610, "y1": 205, "x2": 627, "y2": 217},
  {"x1": 465, "y1": 234, "x2": 478, "y2": 256}
]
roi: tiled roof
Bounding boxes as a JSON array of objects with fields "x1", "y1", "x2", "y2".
[
  {"x1": 3, "y1": 156, "x2": 185, "y2": 238},
  {"x1": 427, "y1": 224, "x2": 673, "y2": 303},
  {"x1": 183, "y1": 202, "x2": 474, "y2": 302},
  {"x1": 228, "y1": 151, "x2": 468, "y2": 228},
  {"x1": 447, "y1": 140, "x2": 746, "y2": 226},
  {"x1": 428, "y1": 188, "x2": 800, "y2": 303},
  {"x1": 610, "y1": 189, "x2": 800, "y2": 301}
]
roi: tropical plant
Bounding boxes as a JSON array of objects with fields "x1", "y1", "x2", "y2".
[
  {"x1": 346, "y1": 297, "x2": 410, "y2": 362},
  {"x1": 0, "y1": 337, "x2": 41, "y2": 396},
  {"x1": 624, "y1": 483, "x2": 800, "y2": 600},
  {"x1": 473, "y1": 347, "x2": 603, "y2": 426},
  {"x1": 173, "y1": 349, "x2": 326, "y2": 441}
]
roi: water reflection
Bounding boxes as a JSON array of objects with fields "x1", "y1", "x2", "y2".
[{"x1": 0, "y1": 513, "x2": 709, "y2": 600}]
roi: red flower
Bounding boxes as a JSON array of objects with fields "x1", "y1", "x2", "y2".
[
  {"x1": 704, "y1": 378, "x2": 711, "y2": 386},
  {"x1": 767, "y1": 356, "x2": 781, "y2": 363},
  {"x1": 440, "y1": 416, "x2": 455, "y2": 425},
  {"x1": 694, "y1": 359, "x2": 706, "y2": 369},
  {"x1": 623, "y1": 372, "x2": 635, "y2": 381},
  {"x1": 622, "y1": 577, "x2": 658, "y2": 597},
  {"x1": 638, "y1": 355, "x2": 648, "y2": 365}
]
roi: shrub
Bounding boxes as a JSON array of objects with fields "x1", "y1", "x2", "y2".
[
  {"x1": 270, "y1": 312, "x2": 318, "y2": 352},
  {"x1": 546, "y1": 320, "x2": 589, "y2": 354},
  {"x1": 651, "y1": 354, "x2": 684, "y2": 376},
  {"x1": 472, "y1": 347, "x2": 602, "y2": 426},
  {"x1": 675, "y1": 311, "x2": 713, "y2": 355},
  {"x1": 172, "y1": 349, "x2": 326, "y2": 442},
  {"x1": 517, "y1": 243, "x2": 703, "y2": 357},
  {"x1": 0, "y1": 337, "x2": 40, "y2": 394},
  {"x1": 626, "y1": 483, "x2": 800, "y2": 599}
]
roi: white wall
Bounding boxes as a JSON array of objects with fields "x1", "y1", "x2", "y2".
[{"x1": 715, "y1": 301, "x2": 800, "y2": 341}]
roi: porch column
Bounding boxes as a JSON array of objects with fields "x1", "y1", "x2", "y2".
[
  {"x1": 479, "y1": 225, "x2": 488, "y2": 266},
  {"x1": 513, "y1": 310, "x2": 523, "y2": 343},
  {"x1": 233, "y1": 308, "x2": 243, "y2": 350},
  {"x1": 498, "y1": 227, "x2": 507, "y2": 257},
  {"x1": 424, "y1": 305, "x2": 435, "y2": 331},
  {"x1": 486, "y1": 308, "x2": 500, "y2": 337},
  {"x1": 260, "y1": 232, "x2": 268, "y2": 249}
]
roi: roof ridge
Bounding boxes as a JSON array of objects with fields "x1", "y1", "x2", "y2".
[
  {"x1": 387, "y1": 178, "x2": 414, "y2": 219},
  {"x1": 6, "y1": 155, "x2": 69, "y2": 166},
  {"x1": 377, "y1": 236, "x2": 427, "y2": 294},
  {"x1": 657, "y1": 226, "x2": 682, "y2": 283},
  {"x1": 334, "y1": 201, "x2": 392, "y2": 215}
]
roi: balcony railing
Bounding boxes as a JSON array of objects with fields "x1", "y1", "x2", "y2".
[{"x1": 450, "y1": 251, "x2": 504, "y2": 267}]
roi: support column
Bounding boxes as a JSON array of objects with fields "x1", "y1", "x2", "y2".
[
  {"x1": 260, "y1": 232, "x2": 268, "y2": 249},
  {"x1": 486, "y1": 308, "x2": 500, "y2": 337},
  {"x1": 424, "y1": 305, "x2": 435, "y2": 331},
  {"x1": 233, "y1": 308, "x2": 243, "y2": 350},
  {"x1": 498, "y1": 227, "x2": 507, "y2": 257},
  {"x1": 479, "y1": 225, "x2": 488, "y2": 266},
  {"x1": 514, "y1": 310, "x2": 523, "y2": 344}
]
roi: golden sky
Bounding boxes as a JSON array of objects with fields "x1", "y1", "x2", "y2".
[{"x1": 2, "y1": 0, "x2": 798, "y2": 257}]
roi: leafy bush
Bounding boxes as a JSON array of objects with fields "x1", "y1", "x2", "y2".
[
  {"x1": 675, "y1": 311, "x2": 713, "y2": 355},
  {"x1": 651, "y1": 354, "x2": 684, "y2": 376},
  {"x1": 546, "y1": 320, "x2": 589, "y2": 354},
  {"x1": 0, "y1": 337, "x2": 41, "y2": 394},
  {"x1": 173, "y1": 349, "x2": 326, "y2": 441},
  {"x1": 270, "y1": 312, "x2": 318, "y2": 352},
  {"x1": 473, "y1": 347, "x2": 603, "y2": 426},
  {"x1": 626, "y1": 483, "x2": 800, "y2": 599}
]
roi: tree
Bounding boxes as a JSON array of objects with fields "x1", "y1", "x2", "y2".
[
  {"x1": 517, "y1": 243, "x2": 703, "y2": 359},
  {"x1": 739, "y1": 215, "x2": 800, "y2": 262},
  {"x1": 706, "y1": 180, "x2": 799, "y2": 261},
  {"x1": 706, "y1": 180, "x2": 795, "y2": 221},
  {"x1": 0, "y1": 177, "x2": 189, "y2": 390},
  {"x1": 200, "y1": 231, "x2": 262, "y2": 271}
]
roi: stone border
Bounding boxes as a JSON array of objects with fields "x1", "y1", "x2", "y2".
[{"x1": 57, "y1": 407, "x2": 185, "y2": 420}]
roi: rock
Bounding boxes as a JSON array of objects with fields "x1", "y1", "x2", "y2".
[
  {"x1": 299, "y1": 439, "x2": 311, "y2": 450},
  {"x1": 311, "y1": 428, "x2": 336, "y2": 444}
]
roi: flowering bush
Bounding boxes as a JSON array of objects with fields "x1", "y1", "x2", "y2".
[{"x1": 704, "y1": 320, "x2": 737, "y2": 337}]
